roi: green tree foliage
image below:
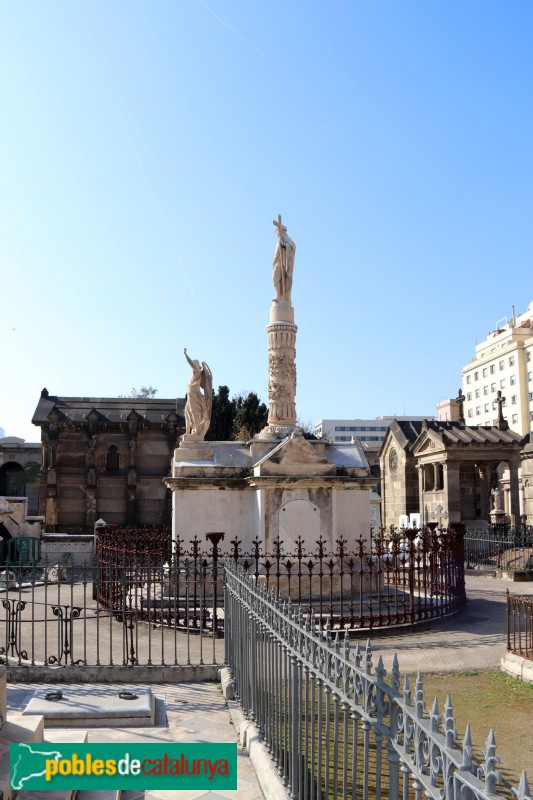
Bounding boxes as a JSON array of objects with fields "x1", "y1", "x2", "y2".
[
  {"x1": 232, "y1": 392, "x2": 268, "y2": 440},
  {"x1": 206, "y1": 388, "x2": 268, "y2": 441},
  {"x1": 122, "y1": 386, "x2": 158, "y2": 399},
  {"x1": 208, "y1": 385, "x2": 234, "y2": 441},
  {"x1": 12, "y1": 461, "x2": 41, "y2": 487}
]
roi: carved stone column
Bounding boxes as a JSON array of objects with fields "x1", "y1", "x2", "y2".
[
  {"x1": 257, "y1": 216, "x2": 298, "y2": 440},
  {"x1": 267, "y1": 299, "x2": 297, "y2": 431}
]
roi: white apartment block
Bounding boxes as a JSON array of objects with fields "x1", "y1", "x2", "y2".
[
  {"x1": 462, "y1": 300, "x2": 533, "y2": 435},
  {"x1": 315, "y1": 417, "x2": 433, "y2": 446}
]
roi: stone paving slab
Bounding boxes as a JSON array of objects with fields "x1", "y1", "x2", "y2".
[{"x1": 7, "y1": 683, "x2": 265, "y2": 800}]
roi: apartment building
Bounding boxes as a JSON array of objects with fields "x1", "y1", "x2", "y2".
[{"x1": 461, "y1": 301, "x2": 533, "y2": 435}]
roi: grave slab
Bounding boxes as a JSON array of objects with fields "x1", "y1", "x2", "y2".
[{"x1": 22, "y1": 686, "x2": 155, "y2": 728}]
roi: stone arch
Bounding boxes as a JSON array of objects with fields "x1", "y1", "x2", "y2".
[{"x1": 0, "y1": 462, "x2": 23, "y2": 496}]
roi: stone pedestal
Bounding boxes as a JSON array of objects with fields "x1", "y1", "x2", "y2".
[{"x1": 173, "y1": 438, "x2": 215, "y2": 474}]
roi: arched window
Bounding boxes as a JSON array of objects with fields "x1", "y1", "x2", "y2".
[
  {"x1": 106, "y1": 445, "x2": 120, "y2": 474},
  {"x1": 0, "y1": 462, "x2": 24, "y2": 496}
]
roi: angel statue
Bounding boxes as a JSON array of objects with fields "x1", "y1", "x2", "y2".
[
  {"x1": 183, "y1": 348, "x2": 213, "y2": 439},
  {"x1": 272, "y1": 214, "x2": 296, "y2": 303}
]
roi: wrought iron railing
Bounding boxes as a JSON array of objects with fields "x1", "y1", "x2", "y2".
[
  {"x1": 507, "y1": 591, "x2": 533, "y2": 660},
  {"x1": 224, "y1": 560, "x2": 531, "y2": 800},
  {"x1": 0, "y1": 556, "x2": 222, "y2": 669},
  {"x1": 465, "y1": 527, "x2": 533, "y2": 573},
  {"x1": 96, "y1": 526, "x2": 466, "y2": 630}
]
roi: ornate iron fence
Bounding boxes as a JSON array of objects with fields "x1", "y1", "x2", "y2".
[
  {"x1": 464, "y1": 527, "x2": 533, "y2": 573},
  {"x1": 0, "y1": 556, "x2": 222, "y2": 669},
  {"x1": 0, "y1": 526, "x2": 466, "y2": 671},
  {"x1": 96, "y1": 526, "x2": 466, "y2": 631},
  {"x1": 224, "y1": 560, "x2": 531, "y2": 800},
  {"x1": 507, "y1": 591, "x2": 533, "y2": 660}
]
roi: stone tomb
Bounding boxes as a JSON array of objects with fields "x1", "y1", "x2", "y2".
[
  {"x1": 22, "y1": 686, "x2": 155, "y2": 728},
  {"x1": 167, "y1": 429, "x2": 372, "y2": 553}
]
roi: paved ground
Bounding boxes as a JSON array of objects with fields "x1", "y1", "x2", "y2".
[
  {"x1": 6, "y1": 573, "x2": 533, "y2": 799},
  {"x1": 361, "y1": 572, "x2": 533, "y2": 675}
]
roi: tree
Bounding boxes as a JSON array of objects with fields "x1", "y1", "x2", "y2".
[
  {"x1": 207, "y1": 387, "x2": 268, "y2": 441},
  {"x1": 12, "y1": 461, "x2": 41, "y2": 487},
  {"x1": 123, "y1": 386, "x2": 158, "y2": 399},
  {"x1": 297, "y1": 418, "x2": 318, "y2": 440},
  {"x1": 207, "y1": 386, "x2": 234, "y2": 441},
  {"x1": 232, "y1": 392, "x2": 268, "y2": 440}
]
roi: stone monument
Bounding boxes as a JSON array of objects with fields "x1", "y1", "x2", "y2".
[
  {"x1": 183, "y1": 349, "x2": 212, "y2": 440},
  {"x1": 259, "y1": 215, "x2": 298, "y2": 438},
  {"x1": 165, "y1": 217, "x2": 373, "y2": 552}
]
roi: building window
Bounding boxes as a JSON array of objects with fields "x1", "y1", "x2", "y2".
[
  {"x1": 467, "y1": 409, "x2": 473, "y2": 418},
  {"x1": 510, "y1": 375, "x2": 516, "y2": 385},
  {"x1": 476, "y1": 407, "x2": 481, "y2": 415},
  {"x1": 467, "y1": 392, "x2": 472, "y2": 401},
  {"x1": 474, "y1": 371, "x2": 479, "y2": 381},
  {"x1": 529, "y1": 392, "x2": 533, "y2": 401},
  {"x1": 482, "y1": 367, "x2": 488, "y2": 377},
  {"x1": 528, "y1": 372, "x2": 532, "y2": 382},
  {"x1": 491, "y1": 383, "x2": 496, "y2": 392},
  {"x1": 511, "y1": 395, "x2": 517, "y2": 404},
  {"x1": 509, "y1": 356, "x2": 515, "y2": 367},
  {"x1": 106, "y1": 445, "x2": 120, "y2": 473},
  {"x1": 483, "y1": 386, "x2": 488, "y2": 395},
  {"x1": 499, "y1": 360, "x2": 505, "y2": 371},
  {"x1": 475, "y1": 389, "x2": 480, "y2": 399},
  {"x1": 466, "y1": 375, "x2": 471, "y2": 384},
  {"x1": 335, "y1": 436, "x2": 351, "y2": 441},
  {"x1": 530, "y1": 411, "x2": 533, "y2": 421},
  {"x1": 490, "y1": 365, "x2": 495, "y2": 374},
  {"x1": 484, "y1": 403, "x2": 489, "y2": 412},
  {"x1": 500, "y1": 379, "x2": 506, "y2": 389},
  {"x1": 512, "y1": 414, "x2": 518, "y2": 424}
]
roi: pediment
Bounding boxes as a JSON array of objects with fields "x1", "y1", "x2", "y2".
[
  {"x1": 412, "y1": 429, "x2": 445, "y2": 457},
  {"x1": 254, "y1": 430, "x2": 335, "y2": 476}
]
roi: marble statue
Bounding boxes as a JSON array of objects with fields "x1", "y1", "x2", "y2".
[
  {"x1": 183, "y1": 349, "x2": 213, "y2": 439},
  {"x1": 272, "y1": 214, "x2": 296, "y2": 303}
]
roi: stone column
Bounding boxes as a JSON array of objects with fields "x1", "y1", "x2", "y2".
[
  {"x1": 257, "y1": 215, "x2": 298, "y2": 440},
  {"x1": 477, "y1": 466, "x2": 489, "y2": 521},
  {"x1": 445, "y1": 461, "x2": 462, "y2": 524},
  {"x1": 85, "y1": 433, "x2": 97, "y2": 529},
  {"x1": 508, "y1": 453, "x2": 521, "y2": 528},
  {"x1": 267, "y1": 299, "x2": 297, "y2": 431}
]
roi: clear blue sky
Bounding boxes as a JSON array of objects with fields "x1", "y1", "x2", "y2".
[{"x1": 1, "y1": 1, "x2": 532, "y2": 441}]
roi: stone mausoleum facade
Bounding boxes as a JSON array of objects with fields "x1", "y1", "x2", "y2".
[{"x1": 32, "y1": 391, "x2": 185, "y2": 532}]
